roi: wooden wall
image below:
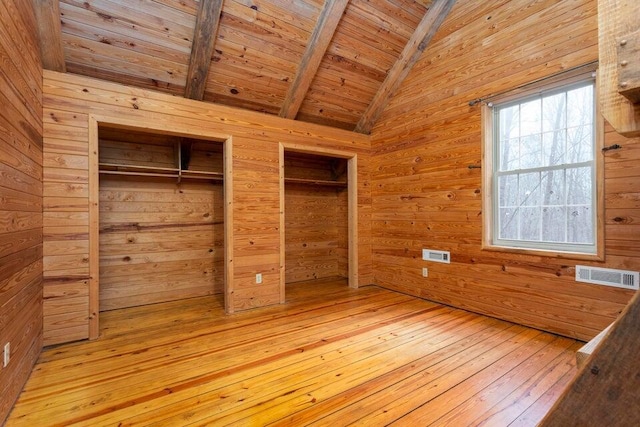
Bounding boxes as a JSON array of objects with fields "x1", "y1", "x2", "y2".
[
  {"x1": 99, "y1": 177, "x2": 224, "y2": 311},
  {"x1": 42, "y1": 70, "x2": 371, "y2": 345},
  {"x1": 370, "y1": 0, "x2": 637, "y2": 341},
  {"x1": 337, "y1": 188, "x2": 349, "y2": 277},
  {"x1": 285, "y1": 184, "x2": 347, "y2": 283},
  {"x1": 0, "y1": 0, "x2": 43, "y2": 423}
]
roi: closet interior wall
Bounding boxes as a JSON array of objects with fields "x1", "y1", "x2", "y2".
[
  {"x1": 98, "y1": 127, "x2": 224, "y2": 311},
  {"x1": 284, "y1": 152, "x2": 349, "y2": 284}
]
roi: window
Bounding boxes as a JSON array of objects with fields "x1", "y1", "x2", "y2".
[{"x1": 483, "y1": 75, "x2": 601, "y2": 256}]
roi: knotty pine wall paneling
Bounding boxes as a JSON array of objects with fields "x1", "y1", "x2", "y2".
[
  {"x1": 370, "y1": 0, "x2": 636, "y2": 341},
  {"x1": 285, "y1": 184, "x2": 345, "y2": 282},
  {"x1": 337, "y1": 186, "x2": 349, "y2": 278},
  {"x1": 99, "y1": 178, "x2": 224, "y2": 310},
  {"x1": 0, "y1": 0, "x2": 43, "y2": 423},
  {"x1": 42, "y1": 107, "x2": 90, "y2": 346},
  {"x1": 42, "y1": 71, "x2": 371, "y2": 344}
]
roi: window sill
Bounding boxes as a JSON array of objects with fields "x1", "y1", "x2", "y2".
[{"x1": 481, "y1": 243, "x2": 604, "y2": 261}]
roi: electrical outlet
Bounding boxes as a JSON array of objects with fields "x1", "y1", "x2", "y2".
[
  {"x1": 256, "y1": 273, "x2": 263, "y2": 284},
  {"x1": 3, "y1": 342, "x2": 9, "y2": 368},
  {"x1": 422, "y1": 268, "x2": 429, "y2": 278}
]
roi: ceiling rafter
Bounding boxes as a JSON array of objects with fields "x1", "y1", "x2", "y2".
[
  {"x1": 184, "y1": 0, "x2": 224, "y2": 100},
  {"x1": 33, "y1": 0, "x2": 66, "y2": 72},
  {"x1": 279, "y1": 0, "x2": 350, "y2": 119},
  {"x1": 354, "y1": 0, "x2": 457, "y2": 134}
]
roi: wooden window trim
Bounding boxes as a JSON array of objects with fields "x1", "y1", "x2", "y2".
[{"x1": 481, "y1": 70, "x2": 605, "y2": 261}]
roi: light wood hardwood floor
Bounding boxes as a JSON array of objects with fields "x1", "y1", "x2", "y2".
[{"x1": 7, "y1": 279, "x2": 580, "y2": 426}]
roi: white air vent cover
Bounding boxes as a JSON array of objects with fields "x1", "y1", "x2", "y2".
[
  {"x1": 422, "y1": 249, "x2": 450, "y2": 264},
  {"x1": 575, "y1": 265, "x2": 639, "y2": 290}
]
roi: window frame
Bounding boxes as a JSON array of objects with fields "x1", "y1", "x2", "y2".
[{"x1": 482, "y1": 69, "x2": 604, "y2": 260}]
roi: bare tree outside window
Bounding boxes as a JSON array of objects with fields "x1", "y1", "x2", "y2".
[{"x1": 493, "y1": 81, "x2": 595, "y2": 253}]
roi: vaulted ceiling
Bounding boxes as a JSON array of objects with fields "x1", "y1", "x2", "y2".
[{"x1": 35, "y1": 0, "x2": 456, "y2": 133}]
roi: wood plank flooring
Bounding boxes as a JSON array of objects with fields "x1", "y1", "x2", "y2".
[{"x1": 6, "y1": 278, "x2": 580, "y2": 426}]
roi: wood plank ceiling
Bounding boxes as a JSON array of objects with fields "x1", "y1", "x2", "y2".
[{"x1": 35, "y1": 0, "x2": 456, "y2": 133}]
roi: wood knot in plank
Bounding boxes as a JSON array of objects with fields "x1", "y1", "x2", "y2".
[
  {"x1": 400, "y1": 195, "x2": 425, "y2": 201},
  {"x1": 96, "y1": 12, "x2": 113, "y2": 22}
]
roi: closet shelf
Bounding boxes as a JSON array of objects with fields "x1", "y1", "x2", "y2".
[
  {"x1": 181, "y1": 170, "x2": 224, "y2": 180},
  {"x1": 284, "y1": 177, "x2": 347, "y2": 188},
  {"x1": 98, "y1": 162, "x2": 222, "y2": 181},
  {"x1": 98, "y1": 163, "x2": 179, "y2": 178}
]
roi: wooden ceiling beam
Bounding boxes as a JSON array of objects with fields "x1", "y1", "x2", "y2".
[
  {"x1": 184, "y1": 0, "x2": 223, "y2": 100},
  {"x1": 354, "y1": 0, "x2": 457, "y2": 134},
  {"x1": 33, "y1": 0, "x2": 66, "y2": 72},
  {"x1": 597, "y1": 0, "x2": 640, "y2": 137},
  {"x1": 279, "y1": 0, "x2": 350, "y2": 120}
]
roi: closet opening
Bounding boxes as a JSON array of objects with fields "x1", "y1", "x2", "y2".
[
  {"x1": 93, "y1": 123, "x2": 228, "y2": 334},
  {"x1": 279, "y1": 144, "x2": 358, "y2": 300}
]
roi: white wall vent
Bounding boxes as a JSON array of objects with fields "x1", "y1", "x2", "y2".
[
  {"x1": 575, "y1": 265, "x2": 639, "y2": 290},
  {"x1": 422, "y1": 249, "x2": 450, "y2": 264}
]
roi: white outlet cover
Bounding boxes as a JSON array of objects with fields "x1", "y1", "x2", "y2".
[
  {"x1": 422, "y1": 268, "x2": 428, "y2": 278},
  {"x1": 256, "y1": 273, "x2": 263, "y2": 284},
  {"x1": 3, "y1": 342, "x2": 9, "y2": 367}
]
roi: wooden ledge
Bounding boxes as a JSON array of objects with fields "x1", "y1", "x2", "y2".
[{"x1": 576, "y1": 323, "x2": 614, "y2": 368}]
